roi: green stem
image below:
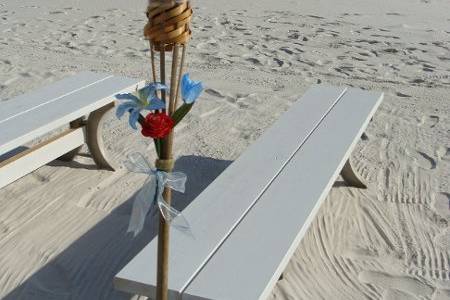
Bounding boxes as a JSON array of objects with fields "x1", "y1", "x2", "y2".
[
  {"x1": 154, "y1": 138, "x2": 162, "y2": 158},
  {"x1": 172, "y1": 103, "x2": 193, "y2": 126},
  {"x1": 138, "y1": 113, "x2": 145, "y2": 126}
]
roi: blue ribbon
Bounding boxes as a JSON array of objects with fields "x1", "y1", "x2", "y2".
[{"x1": 124, "y1": 152, "x2": 190, "y2": 236}]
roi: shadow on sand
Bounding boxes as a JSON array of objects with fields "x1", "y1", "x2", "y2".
[{"x1": 3, "y1": 155, "x2": 232, "y2": 300}]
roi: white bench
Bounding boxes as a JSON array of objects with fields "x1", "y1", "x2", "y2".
[
  {"x1": 114, "y1": 85, "x2": 384, "y2": 300},
  {"x1": 0, "y1": 72, "x2": 143, "y2": 189}
]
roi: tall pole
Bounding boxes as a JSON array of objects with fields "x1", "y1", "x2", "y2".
[{"x1": 145, "y1": 1, "x2": 193, "y2": 299}]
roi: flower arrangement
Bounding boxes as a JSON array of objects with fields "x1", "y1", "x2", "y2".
[
  {"x1": 116, "y1": 73, "x2": 202, "y2": 153},
  {"x1": 115, "y1": 73, "x2": 203, "y2": 234}
]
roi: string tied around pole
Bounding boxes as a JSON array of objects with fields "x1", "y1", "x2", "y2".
[{"x1": 124, "y1": 152, "x2": 190, "y2": 236}]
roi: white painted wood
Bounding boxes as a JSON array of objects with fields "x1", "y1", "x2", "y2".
[
  {"x1": 0, "y1": 72, "x2": 143, "y2": 156},
  {"x1": 114, "y1": 86, "x2": 348, "y2": 299},
  {"x1": 0, "y1": 128, "x2": 85, "y2": 189},
  {"x1": 183, "y1": 88, "x2": 383, "y2": 300},
  {"x1": 0, "y1": 72, "x2": 110, "y2": 122}
]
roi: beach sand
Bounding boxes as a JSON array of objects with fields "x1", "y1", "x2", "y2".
[{"x1": 0, "y1": 0, "x2": 449, "y2": 299}]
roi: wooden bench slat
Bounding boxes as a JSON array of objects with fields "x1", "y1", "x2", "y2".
[
  {"x1": 183, "y1": 88, "x2": 383, "y2": 300},
  {"x1": 114, "y1": 86, "x2": 348, "y2": 299},
  {"x1": 0, "y1": 72, "x2": 110, "y2": 121},
  {"x1": 0, "y1": 128, "x2": 85, "y2": 188},
  {"x1": 0, "y1": 73, "x2": 141, "y2": 155}
]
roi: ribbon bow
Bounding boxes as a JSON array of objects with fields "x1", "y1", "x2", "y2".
[{"x1": 124, "y1": 152, "x2": 190, "y2": 236}]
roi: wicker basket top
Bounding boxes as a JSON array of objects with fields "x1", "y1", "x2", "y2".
[{"x1": 145, "y1": 0, "x2": 192, "y2": 48}]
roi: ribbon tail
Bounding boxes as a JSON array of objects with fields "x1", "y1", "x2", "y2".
[
  {"x1": 157, "y1": 198, "x2": 191, "y2": 233},
  {"x1": 124, "y1": 152, "x2": 154, "y2": 174},
  {"x1": 164, "y1": 172, "x2": 187, "y2": 193},
  {"x1": 127, "y1": 176, "x2": 157, "y2": 237}
]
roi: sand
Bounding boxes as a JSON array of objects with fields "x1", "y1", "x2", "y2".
[{"x1": 0, "y1": 0, "x2": 449, "y2": 299}]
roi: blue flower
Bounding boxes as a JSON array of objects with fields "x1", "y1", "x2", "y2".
[
  {"x1": 181, "y1": 73, "x2": 203, "y2": 104},
  {"x1": 116, "y1": 83, "x2": 167, "y2": 130}
]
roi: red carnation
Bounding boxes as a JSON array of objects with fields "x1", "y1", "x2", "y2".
[{"x1": 141, "y1": 112, "x2": 174, "y2": 138}]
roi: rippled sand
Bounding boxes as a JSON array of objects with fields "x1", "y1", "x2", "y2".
[{"x1": 0, "y1": 0, "x2": 449, "y2": 299}]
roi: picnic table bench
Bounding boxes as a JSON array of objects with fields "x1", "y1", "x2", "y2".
[
  {"x1": 0, "y1": 72, "x2": 143, "y2": 189},
  {"x1": 114, "y1": 85, "x2": 384, "y2": 300}
]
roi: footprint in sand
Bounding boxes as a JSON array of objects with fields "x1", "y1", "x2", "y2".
[
  {"x1": 205, "y1": 88, "x2": 225, "y2": 98},
  {"x1": 306, "y1": 14, "x2": 325, "y2": 19},
  {"x1": 358, "y1": 51, "x2": 372, "y2": 57},
  {"x1": 49, "y1": 10, "x2": 63, "y2": 15},
  {"x1": 31, "y1": 171, "x2": 50, "y2": 183},
  {"x1": 396, "y1": 92, "x2": 411, "y2": 98},
  {"x1": 245, "y1": 57, "x2": 264, "y2": 66},
  {"x1": 417, "y1": 151, "x2": 437, "y2": 169},
  {"x1": 0, "y1": 220, "x2": 8, "y2": 234},
  {"x1": 358, "y1": 270, "x2": 434, "y2": 298},
  {"x1": 435, "y1": 146, "x2": 448, "y2": 160},
  {"x1": 279, "y1": 47, "x2": 294, "y2": 55},
  {"x1": 441, "y1": 147, "x2": 450, "y2": 161},
  {"x1": 428, "y1": 115, "x2": 440, "y2": 128},
  {"x1": 410, "y1": 78, "x2": 426, "y2": 84},
  {"x1": 417, "y1": 115, "x2": 440, "y2": 128},
  {"x1": 383, "y1": 289, "x2": 418, "y2": 300},
  {"x1": 287, "y1": 32, "x2": 300, "y2": 39},
  {"x1": 432, "y1": 192, "x2": 450, "y2": 219},
  {"x1": 272, "y1": 57, "x2": 284, "y2": 67},
  {"x1": 0, "y1": 63, "x2": 14, "y2": 78},
  {"x1": 351, "y1": 55, "x2": 367, "y2": 62},
  {"x1": 434, "y1": 226, "x2": 450, "y2": 249},
  {"x1": 433, "y1": 289, "x2": 450, "y2": 300},
  {"x1": 405, "y1": 149, "x2": 437, "y2": 169}
]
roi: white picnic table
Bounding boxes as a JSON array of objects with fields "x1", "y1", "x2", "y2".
[
  {"x1": 0, "y1": 72, "x2": 143, "y2": 189},
  {"x1": 114, "y1": 85, "x2": 384, "y2": 300}
]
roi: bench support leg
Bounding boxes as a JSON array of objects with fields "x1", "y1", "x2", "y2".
[
  {"x1": 340, "y1": 159, "x2": 367, "y2": 189},
  {"x1": 86, "y1": 103, "x2": 115, "y2": 171},
  {"x1": 58, "y1": 118, "x2": 84, "y2": 161}
]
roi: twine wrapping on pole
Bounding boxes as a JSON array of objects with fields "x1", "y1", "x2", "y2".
[{"x1": 155, "y1": 158, "x2": 175, "y2": 171}]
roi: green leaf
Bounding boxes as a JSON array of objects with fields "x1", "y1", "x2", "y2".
[
  {"x1": 153, "y1": 138, "x2": 161, "y2": 158},
  {"x1": 172, "y1": 103, "x2": 193, "y2": 126}
]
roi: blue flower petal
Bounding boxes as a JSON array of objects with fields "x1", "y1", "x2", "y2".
[
  {"x1": 116, "y1": 84, "x2": 170, "y2": 130},
  {"x1": 181, "y1": 73, "x2": 203, "y2": 104},
  {"x1": 138, "y1": 83, "x2": 164, "y2": 100},
  {"x1": 116, "y1": 102, "x2": 137, "y2": 119},
  {"x1": 128, "y1": 109, "x2": 141, "y2": 130},
  {"x1": 116, "y1": 93, "x2": 140, "y2": 103},
  {"x1": 145, "y1": 97, "x2": 166, "y2": 110},
  {"x1": 184, "y1": 82, "x2": 203, "y2": 104},
  {"x1": 138, "y1": 88, "x2": 150, "y2": 103},
  {"x1": 181, "y1": 73, "x2": 192, "y2": 99},
  {"x1": 149, "y1": 82, "x2": 169, "y2": 91},
  {"x1": 145, "y1": 83, "x2": 169, "y2": 102}
]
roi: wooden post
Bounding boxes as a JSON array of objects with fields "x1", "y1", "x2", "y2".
[
  {"x1": 156, "y1": 185, "x2": 172, "y2": 300},
  {"x1": 155, "y1": 46, "x2": 170, "y2": 300},
  {"x1": 145, "y1": 1, "x2": 193, "y2": 299},
  {"x1": 156, "y1": 43, "x2": 180, "y2": 300}
]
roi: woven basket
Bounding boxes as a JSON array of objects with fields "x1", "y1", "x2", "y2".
[{"x1": 144, "y1": 0, "x2": 193, "y2": 51}]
